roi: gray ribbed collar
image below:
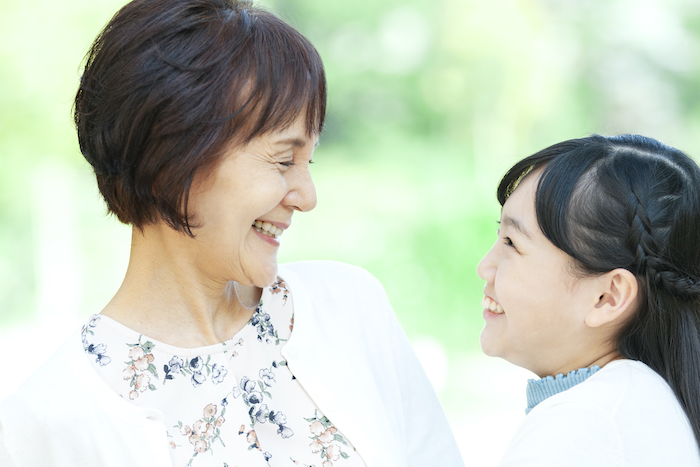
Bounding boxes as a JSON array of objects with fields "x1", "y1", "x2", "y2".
[{"x1": 525, "y1": 366, "x2": 601, "y2": 414}]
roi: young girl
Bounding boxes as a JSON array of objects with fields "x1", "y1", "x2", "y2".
[{"x1": 478, "y1": 134, "x2": 700, "y2": 466}]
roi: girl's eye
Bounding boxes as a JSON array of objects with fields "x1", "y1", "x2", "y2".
[
  {"x1": 278, "y1": 161, "x2": 295, "y2": 167},
  {"x1": 503, "y1": 237, "x2": 515, "y2": 248}
]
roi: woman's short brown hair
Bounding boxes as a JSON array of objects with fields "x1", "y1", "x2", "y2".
[{"x1": 74, "y1": 0, "x2": 326, "y2": 234}]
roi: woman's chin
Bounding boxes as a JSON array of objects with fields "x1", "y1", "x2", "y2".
[
  {"x1": 235, "y1": 254, "x2": 280, "y2": 288},
  {"x1": 250, "y1": 264, "x2": 279, "y2": 288}
]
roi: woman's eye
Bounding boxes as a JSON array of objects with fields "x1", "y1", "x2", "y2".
[
  {"x1": 278, "y1": 161, "x2": 295, "y2": 167},
  {"x1": 503, "y1": 237, "x2": 515, "y2": 248}
]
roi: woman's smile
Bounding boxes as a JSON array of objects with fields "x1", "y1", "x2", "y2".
[
  {"x1": 253, "y1": 220, "x2": 285, "y2": 238},
  {"x1": 182, "y1": 116, "x2": 317, "y2": 288},
  {"x1": 252, "y1": 219, "x2": 288, "y2": 246}
]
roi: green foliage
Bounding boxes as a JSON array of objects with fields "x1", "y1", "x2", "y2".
[{"x1": 2, "y1": 0, "x2": 700, "y2": 362}]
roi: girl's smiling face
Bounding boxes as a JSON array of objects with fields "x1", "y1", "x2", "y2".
[{"x1": 476, "y1": 169, "x2": 611, "y2": 377}]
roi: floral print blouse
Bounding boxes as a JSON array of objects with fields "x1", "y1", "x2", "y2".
[{"x1": 81, "y1": 279, "x2": 366, "y2": 467}]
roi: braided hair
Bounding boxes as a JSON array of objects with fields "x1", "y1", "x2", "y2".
[{"x1": 497, "y1": 134, "x2": 700, "y2": 448}]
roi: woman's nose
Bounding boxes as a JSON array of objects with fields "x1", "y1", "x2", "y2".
[{"x1": 284, "y1": 169, "x2": 317, "y2": 212}]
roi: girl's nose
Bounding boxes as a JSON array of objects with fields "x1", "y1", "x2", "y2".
[{"x1": 477, "y1": 241, "x2": 499, "y2": 282}]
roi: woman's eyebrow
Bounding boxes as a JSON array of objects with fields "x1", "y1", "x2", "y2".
[
  {"x1": 274, "y1": 137, "x2": 319, "y2": 149},
  {"x1": 502, "y1": 215, "x2": 533, "y2": 239}
]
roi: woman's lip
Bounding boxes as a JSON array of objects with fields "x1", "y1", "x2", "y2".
[
  {"x1": 255, "y1": 219, "x2": 289, "y2": 230},
  {"x1": 253, "y1": 226, "x2": 280, "y2": 246}
]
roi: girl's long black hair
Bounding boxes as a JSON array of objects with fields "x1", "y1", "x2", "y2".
[{"x1": 497, "y1": 134, "x2": 700, "y2": 448}]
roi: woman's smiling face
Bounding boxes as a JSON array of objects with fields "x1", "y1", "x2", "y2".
[
  {"x1": 185, "y1": 115, "x2": 318, "y2": 288},
  {"x1": 476, "y1": 169, "x2": 604, "y2": 377}
]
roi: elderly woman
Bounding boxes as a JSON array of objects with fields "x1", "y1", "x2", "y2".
[{"x1": 0, "y1": 1, "x2": 463, "y2": 466}]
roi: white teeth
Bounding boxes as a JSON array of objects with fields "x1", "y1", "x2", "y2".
[
  {"x1": 482, "y1": 296, "x2": 505, "y2": 314},
  {"x1": 253, "y1": 220, "x2": 283, "y2": 238}
]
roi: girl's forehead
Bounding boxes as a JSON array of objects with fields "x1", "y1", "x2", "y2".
[{"x1": 502, "y1": 171, "x2": 538, "y2": 215}]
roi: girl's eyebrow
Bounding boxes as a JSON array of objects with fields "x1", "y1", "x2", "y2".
[{"x1": 501, "y1": 215, "x2": 533, "y2": 239}]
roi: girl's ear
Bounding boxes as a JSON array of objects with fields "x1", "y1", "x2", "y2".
[{"x1": 584, "y1": 269, "x2": 639, "y2": 328}]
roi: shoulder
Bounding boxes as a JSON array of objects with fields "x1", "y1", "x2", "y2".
[
  {"x1": 500, "y1": 399, "x2": 621, "y2": 466},
  {"x1": 0, "y1": 331, "x2": 87, "y2": 459},
  {"x1": 278, "y1": 261, "x2": 388, "y2": 312},
  {"x1": 277, "y1": 261, "x2": 400, "y2": 346},
  {"x1": 0, "y1": 330, "x2": 171, "y2": 465},
  {"x1": 500, "y1": 372, "x2": 624, "y2": 467},
  {"x1": 500, "y1": 360, "x2": 700, "y2": 466},
  {"x1": 542, "y1": 360, "x2": 635, "y2": 412},
  {"x1": 588, "y1": 360, "x2": 698, "y2": 461},
  {"x1": 279, "y1": 260, "x2": 381, "y2": 289},
  {"x1": 534, "y1": 360, "x2": 691, "y2": 430},
  {"x1": 545, "y1": 360, "x2": 683, "y2": 414},
  {"x1": 1, "y1": 331, "x2": 84, "y2": 418}
]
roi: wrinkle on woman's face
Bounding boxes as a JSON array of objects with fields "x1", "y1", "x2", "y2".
[{"x1": 183, "y1": 115, "x2": 319, "y2": 289}]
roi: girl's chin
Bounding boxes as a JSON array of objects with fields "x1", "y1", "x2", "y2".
[
  {"x1": 479, "y1": 314, "x2": 508, "y2": 356},
  {"x1": 478, "y1": 329, "x2": 500, "y2": 357}
]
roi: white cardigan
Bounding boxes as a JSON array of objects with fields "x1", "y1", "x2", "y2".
[
  {"x1": 0, "y1": 261, "x2": 464, "y2": 467},
  {"x1": 498, "y1": 360, "x2": 700, "y2": 466}
]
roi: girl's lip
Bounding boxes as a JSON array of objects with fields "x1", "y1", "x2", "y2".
[
  {"x1": 482, "y1": 308, "x2": 505, "y2": 320},
  {"x1": 482, "y1": 287, "x2": 495, "y2": 300},
  {"x1": 481, "y1": 292, "x2": 505, "y2": 315}
]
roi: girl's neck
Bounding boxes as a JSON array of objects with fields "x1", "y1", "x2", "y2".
[{"x1": 543, "y1": 350, "x2": 624, "y2": 379}]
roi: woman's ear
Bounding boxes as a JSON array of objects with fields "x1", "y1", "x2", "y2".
[{"x1": 584, "y1": 269, "x2": 639, "y2": 328}]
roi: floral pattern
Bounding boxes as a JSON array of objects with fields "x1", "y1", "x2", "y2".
[
  {"x1": 225, "y1": 363, "x2": 295, "y2": 444},
  {"x1": 163, "y1": 355, "x2": 229, "y2": 387},
  {"x1": 306, "y1": 410, "x2": 352, "y2": 466},
  {"x1": 175, "y1": 402, "x2": 227, "y2": 465},
  {"x1": 270, "y1": 279, "x2": 289, "y2": 305},
  {"x1": 81, "y1": 315, "x2": 111, "y2": 366},
  {"x1": 250, "y1": 304, "x2": 287, "y2": 345},
  {"x1": 123, "y1": 336, "x2": 158, "y2": 400},
  {"x1": 223, "y1": 337, "x2": 244, "y2": 359},
  {"x1": 82, "y1": 278, "x2": 364, "y2": 467}
]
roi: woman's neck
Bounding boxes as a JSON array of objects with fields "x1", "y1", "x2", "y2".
[{"x1": 100, "y1": 226, "x2": 261, "y2": 348}]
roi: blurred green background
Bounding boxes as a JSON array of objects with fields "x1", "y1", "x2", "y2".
[{"x1": 2, "y1": 0, "x2": 700, "y2": 461}]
